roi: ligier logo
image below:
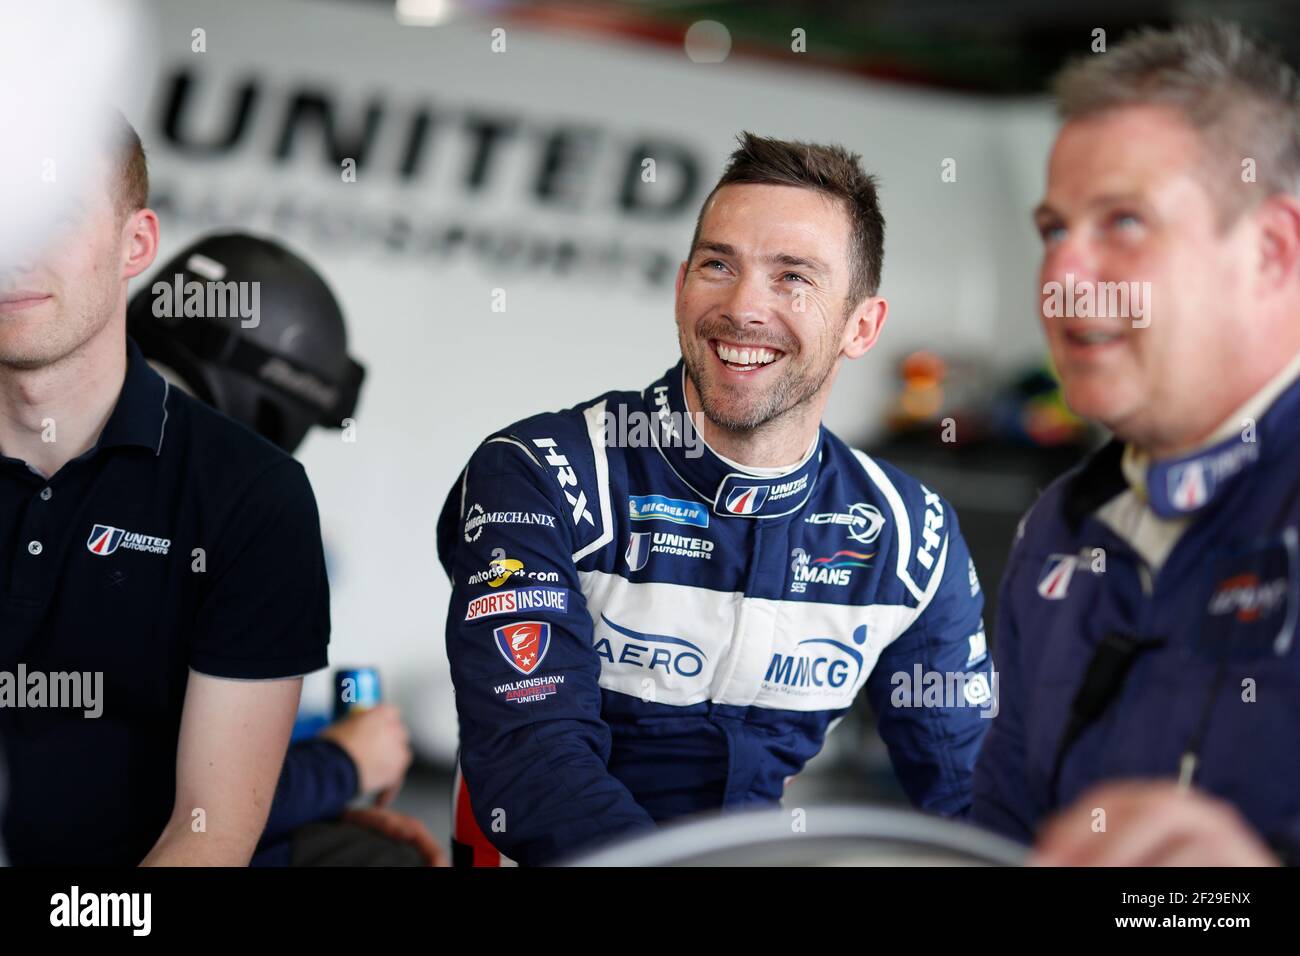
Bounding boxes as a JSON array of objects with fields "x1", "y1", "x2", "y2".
[
  {"x1": 1208, "y1": 574, "x2": 1288, "y2": 623},
  {"x1": 87, "y1": 524, "x2": 170, "y2": 557},
  {"x1": 494, "y1": 621, "x2": 551, "y2": 675},
  {"x1": 804, "y1": 503, "x2": 885, "y2": 545},
  {"x1": 725, "y1": 485, "x2": 769, "y2": 515}
]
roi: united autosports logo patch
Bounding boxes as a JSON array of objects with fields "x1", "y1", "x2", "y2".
[
  {"x1": 1167, "y1": 460, "x2": 1209, "y2": 511},
  {"x1": 725, "y1": 485, "x2": 768, "y2": 515},
  {"x1": 1037, "y1": 554, "x2": 1078, "y2": 599},
  {"x1": 87, "y1": 524, "x2": 171, "y2": 557},
  {"x1": 87, "y1": 525, "x2": 125, "y2": 556},
  {"x1": 494, "y1": 621, "x2": 551, "y2": 675},
  {"x1": 625, "y1": 532, "x2": 652, "y2": 572}
]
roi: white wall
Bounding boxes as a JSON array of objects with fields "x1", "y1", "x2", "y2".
[{"x1": 133, "y1": 0, "x2": 1058, "y2": 760}]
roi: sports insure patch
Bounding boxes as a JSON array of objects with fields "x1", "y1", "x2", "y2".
[{"x1": 1197, "y1": 531, "x2": 1298, "y2": 661}]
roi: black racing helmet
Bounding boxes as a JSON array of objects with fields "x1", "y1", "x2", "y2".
[{"x1": 128, "y1": 233, "x2": 364, "y2": 454}]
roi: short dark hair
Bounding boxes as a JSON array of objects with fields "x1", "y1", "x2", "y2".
[
  {"x1": 1053, "y1": 21, "x2": 1300, "y2": 224},
  {"x1": 108, "y1": 109, "x2": 149, "y2": 221},
  {"x1": 689, "y1": 132, "x2": 886, "y2": 305}
]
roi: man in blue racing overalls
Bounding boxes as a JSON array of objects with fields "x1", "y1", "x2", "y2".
[
  {"x1": 973, "y1": 21, "x2": 1300, "y2": 866},
  {"x1": 437, "y1": 132, "x2": 995, "y2": 866}
]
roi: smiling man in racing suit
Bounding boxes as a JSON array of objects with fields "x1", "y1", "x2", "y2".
[{"x1": 437, "y1": 132, "x2": 995, "y2": 866}]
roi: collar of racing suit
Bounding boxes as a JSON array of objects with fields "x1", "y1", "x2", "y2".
[
  {"x1": 642, "y1": 362, "x2": 824, "y2": 519},
  {"x1": 1063, "y1": 349, "x2": 1300, "y2": 530},
  {"x1": 1122, "y1": 348, "x2": 1300, "y2": 516}
]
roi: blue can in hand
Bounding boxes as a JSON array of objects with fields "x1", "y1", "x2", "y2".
[{"x1": 333, "y1": 667, "x2": 382, "y2": 719}]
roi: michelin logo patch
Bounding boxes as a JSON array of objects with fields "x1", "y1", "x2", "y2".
[{"x1": 628, "y1": 494, "x2": 709, "y2": 528}]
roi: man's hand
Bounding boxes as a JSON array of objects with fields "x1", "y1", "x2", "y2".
[
  {"x1": 1032, "y1": 781, "x2": 1280, "y2": 866},
  {"x1": 342, "y1": 806, "x2": 449, "y2": 866},
  {"x1": 321, "y1": 704, "x2": 412, "y2": 805}
]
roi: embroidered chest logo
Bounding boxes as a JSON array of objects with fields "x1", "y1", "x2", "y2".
[{"x1": 87, "y1": 524, "x2": 171, "y2": 557}]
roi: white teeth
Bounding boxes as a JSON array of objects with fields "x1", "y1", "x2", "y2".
[
  {"x1": 1074, "y1": 330, "x2": 1119, "y2": 345},
  {"x1": 715, "y1": 343, "x2": 778, "y2": 367}
]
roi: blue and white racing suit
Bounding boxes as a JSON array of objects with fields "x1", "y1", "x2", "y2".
[{"x1": 437, "y1": 362, "x2": 994, "y2": 865}]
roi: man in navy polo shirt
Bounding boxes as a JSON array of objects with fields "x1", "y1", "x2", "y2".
[{"x1": 0, "y1": 114, "x2": 330, "y2": 865}]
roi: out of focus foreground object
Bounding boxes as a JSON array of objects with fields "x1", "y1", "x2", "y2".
[
  {"x1": 0, "y1": 1, "x2": 148, "y2": 267},
  {"x1": 566, "y1": 806, "x2": 1027, "y2": 866}
]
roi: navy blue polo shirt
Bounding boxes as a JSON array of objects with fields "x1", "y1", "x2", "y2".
[{"x1": 0, "y1": 337, "x2": 331, "y2": 865}]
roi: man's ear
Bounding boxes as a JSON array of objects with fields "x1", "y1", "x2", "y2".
[
  {"x1": 674, "y1": 260, "x2": 688, "y2": 297},
  {"x1": 122, "y1": 207, "x2": 160, "y2": 281},
  {"x1": 1255, "y1": 193, "x2": 1300, "y2": 294},
  {"x1": 841, "y1": 295, "x2": 888, "y2": 360}
]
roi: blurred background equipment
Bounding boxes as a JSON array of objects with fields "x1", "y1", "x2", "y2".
[{"x1": 127, "y1": 233, "x2": 365, "y2": 453}]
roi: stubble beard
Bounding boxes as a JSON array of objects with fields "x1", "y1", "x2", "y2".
[{"x1": 681, "y1": 327, "x2": 837, "y2": 435}]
